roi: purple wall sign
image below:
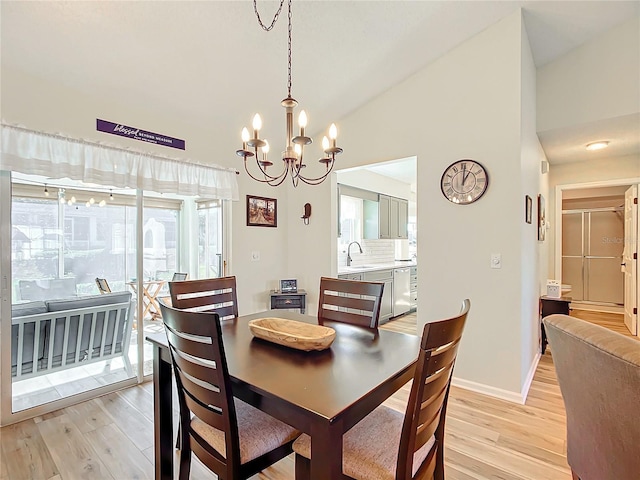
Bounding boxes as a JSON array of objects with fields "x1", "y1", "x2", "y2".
[{"x1": 96, "y1": 119, "x2": 185, "y2": 150}]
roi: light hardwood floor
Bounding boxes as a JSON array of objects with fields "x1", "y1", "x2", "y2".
[{"x1": 0, "y1": 309, "x2": 632, "y2": 480}]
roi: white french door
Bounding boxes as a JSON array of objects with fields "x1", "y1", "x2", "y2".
[{"x1": 623, "y1": 185, "x2": 638, "y2": 335}]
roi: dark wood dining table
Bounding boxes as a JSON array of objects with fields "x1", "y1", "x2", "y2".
[{"x1": 146, "y1": 310, "x2": 419, "y2": 480}]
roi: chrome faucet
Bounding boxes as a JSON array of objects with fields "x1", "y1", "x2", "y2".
[{"x1": 346, "y1": 241, "x2": 363, "y2": 267}]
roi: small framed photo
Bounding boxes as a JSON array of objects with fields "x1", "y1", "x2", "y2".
[
  {"x1": 246, "y1": 195, "x2": 277, "y2": 227},
  {"x1": 280, "y1": 279, "x2": 298, "y2": 293},
  {"x1": 538, "y1": 194, "x2": 546, "y2": 241},
  {"x1": 525, "y1": 195, "x2": 532, "y2": 224}
]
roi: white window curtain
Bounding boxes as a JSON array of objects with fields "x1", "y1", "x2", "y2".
[{"x1": 1, "y1": 123, "x2": 239, "y2": 200}]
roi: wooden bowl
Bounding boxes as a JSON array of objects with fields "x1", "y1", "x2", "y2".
[{"x1": 248, "y1": 318, "x2": 336, "y2": 351}]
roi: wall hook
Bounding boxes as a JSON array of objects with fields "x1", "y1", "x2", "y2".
[{"x1": 301, "y1": 203, "x2": 311, "y2": 225}]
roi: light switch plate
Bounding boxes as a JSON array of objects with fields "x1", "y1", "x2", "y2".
[
  {"x1": 251, "y1": 251, "x2": 260, "y2": 261},
  {"x1": 490, "y1": 253, "x2": 501, "y2": 269}
]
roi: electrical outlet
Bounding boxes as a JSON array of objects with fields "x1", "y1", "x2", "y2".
[
  {"x1": 251, "y1": 251, "x2": 260, "y2": 261},
  {"x1": 490, "y1": 253, "x2": 501, "y2": 269}
]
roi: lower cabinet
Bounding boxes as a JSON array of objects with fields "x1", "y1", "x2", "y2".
[
  {"x1": 410, "y1": 266, "x2": 418, "y2": 310},
  {"x1": 363, "y1": 269, "x2": 393, "y2": 324}
]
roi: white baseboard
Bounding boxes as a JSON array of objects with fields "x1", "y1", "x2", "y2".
[{"x1": 451, "y1": 353, "x2": 541, "y2": 405}]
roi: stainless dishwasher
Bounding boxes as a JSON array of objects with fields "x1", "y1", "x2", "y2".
[{"x1": 393, "y1": 267, "x2": 411, "y2": 317}]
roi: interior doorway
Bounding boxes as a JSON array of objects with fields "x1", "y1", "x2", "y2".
[{"x1": 555, "y1": 179, "x2": 639, "y2": 335}]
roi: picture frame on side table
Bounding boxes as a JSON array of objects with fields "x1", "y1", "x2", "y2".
[
  {"x1": 247, "y1": 195, "x2": 277, "y2": 227},
  {"x1": 525, "y1": 195, "x2": 532, "y2": 224},
  {"x1": 537, "y1": 194, "x2": 546, "y2": 241},
  {"x1": 280, "y1": 279, "x2": 298, "y2": 293}
]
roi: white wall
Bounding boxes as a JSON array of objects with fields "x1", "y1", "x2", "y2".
[
  {"x1": 537, "y1": 16, "x2": 640, "y2": 132},
  {"x1": 307, "y1": 10, "x2": 540, "y2": 400},
  {"x1": 519, "y1": 18, "x2": 547, "y2": 388}
]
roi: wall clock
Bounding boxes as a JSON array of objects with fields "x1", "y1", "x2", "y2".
[{"x1": 440, "y1": 159, "x2": 489, "y2": 204}]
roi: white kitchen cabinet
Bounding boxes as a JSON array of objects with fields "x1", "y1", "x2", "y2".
[
  {"x1": 389, "y1": 197, "x2": 409, "y2": 239},
  {"x1": 378, "y1": 195, "x2": 391, "y2": 239},
  {"x1": 364, "y1": 194, "x2": 408, "y2": 240}
]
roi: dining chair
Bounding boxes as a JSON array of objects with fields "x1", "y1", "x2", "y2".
[
  {"x1": 317, "y1": 276, "x2": 384, "y2": 333},
  {"x1": 158, "y1": 300, "x2": 299, "y2": 480},
  {"x1": 171, "y1": 272, "x2": 188, "y2": 282},
  {"x1": 95, "y1": 277, "x2": 111, "y2": 294},
  {"x1": 169, "y1": 276, "x2": 238, "y2": 320},
  {"x1": 294, "y1": 299, "x2": 471, "y2": 480},
  {"x1": 544, "y1": 314, "x2": 640, "y2": 480}
]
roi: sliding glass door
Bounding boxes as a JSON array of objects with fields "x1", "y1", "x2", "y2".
[
  {"x1": 9, "y1": 180, "x2": 139, "y2": 412},
  {"x1": 562, "y1": 208, "x2": 624, "y2": 305}
]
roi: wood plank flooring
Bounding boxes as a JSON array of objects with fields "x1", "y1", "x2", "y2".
[{"x1": 0, "y1": 309, "x2": 632, "y2": 480}]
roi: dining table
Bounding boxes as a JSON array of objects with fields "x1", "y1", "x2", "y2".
[{"x1": 146, "y1": 310, "x2": 420, "y2": 480}]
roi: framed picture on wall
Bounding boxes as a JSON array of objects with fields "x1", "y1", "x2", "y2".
[
  {"x1": 525, "y1": 195, "x2": 532, "y2": 224},
  {"x1": 537, "y1": 194, "x2": 546, "y2": 241},
  {"x1": 246, "y1": 195, "x2": 277, "y2": 227}
]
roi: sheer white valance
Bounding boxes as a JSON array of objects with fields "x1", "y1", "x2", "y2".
[{"x1": 1, "y1": 123, "x2": 239, "y2": 200}]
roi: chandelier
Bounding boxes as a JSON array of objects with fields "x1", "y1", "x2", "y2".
[{"x1": 236, "y1": 0, "x2": 342, "y2": 187}]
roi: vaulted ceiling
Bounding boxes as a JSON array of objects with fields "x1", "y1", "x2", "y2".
[{"x1": 2, "y1": 1, "x2": 638, "y2": 168}]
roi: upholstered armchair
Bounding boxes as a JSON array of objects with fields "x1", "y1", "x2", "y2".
[{"x1": 543, "y1": 314, "x2": 640, "y2": 480}]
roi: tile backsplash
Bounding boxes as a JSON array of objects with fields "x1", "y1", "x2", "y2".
[{"x1": 337, "y1": 239, "x2": 395, "y2": 268}]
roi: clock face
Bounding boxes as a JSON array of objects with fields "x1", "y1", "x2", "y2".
[{"x1": 440, "y1": 160, "x2": 489, "y2": 205}]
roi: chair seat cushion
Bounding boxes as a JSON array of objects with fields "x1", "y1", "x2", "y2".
[
  {"x1": 191, "y1": 398, "x2": 299, "y2": 464},
  {"x1": 293, "y1": 405, "x2": 435, "y2": 480}
]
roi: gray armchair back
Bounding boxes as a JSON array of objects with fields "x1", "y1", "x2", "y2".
[{"x1": 543, "y1": 314, "x2": 640, "y2": 480}]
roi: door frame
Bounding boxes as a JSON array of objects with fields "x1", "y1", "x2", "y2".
[{"x1": 554, "y1": 178, "x2": 640, "y2": 319}]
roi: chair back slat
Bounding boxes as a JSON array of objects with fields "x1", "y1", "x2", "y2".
[
  {"x1": 158, "y1": 300, "x2": 242, "y2": 475},
  {"x1": 321, "y1": 293, "x2": 378, "y2": 312},
  {"x1": 190, "y1": 440, "x2": 227, "y2": 474},
  {"x1": 318, "y1": 308, "x2": 378, "y2": 329},
  {"x1": 169, "y1": 277, "x2": 239, "y2": 320},
  {"x1": 421, "y1": 314, "x2": 467, "y2": 351},
  {"x1": 414, "y1": 415, "x2": 440, "y2": 452},
  {"x1": 165, "y1": 327, "x2": 217, "y2": 362},
  {"x1": 420, "y1": 364, "x2": 454, "y2": 403},
  {"x1": 168, "y1": 345, "x2": 220, "y2": 393},
  {"x1": 317, "y1": 277, "x2": 384, "y2": 333},
  {"x1": 397, "y1": 299, "x2": 470, "y2": 480},
  {"x1": 182, "y1": 388, "x2": 226, "y2": 431},
  {"x1": 424, "y1": 339, "x2": 461, "y2": 377},
  {"x1": 417, "y1": 384, "x2": 448, "y2": 429}
]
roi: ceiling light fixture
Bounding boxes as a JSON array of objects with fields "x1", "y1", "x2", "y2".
[
  {"x1": 236, "y1": 0, "x2": 342, "y2": 187},
  {"x1": 586, "y1": 141, "x2": 609, "y2": 151}
]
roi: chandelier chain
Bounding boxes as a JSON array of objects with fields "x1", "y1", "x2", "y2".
[
  {"x1": 252, "y1": 0, "x2": 286, "y2": 31},
  {"x1": 240, "y1": 0, "x2": 342, "y2": 187},
  {"x1": 287, "y1": 0, "x2": 292, "y2": 97}
]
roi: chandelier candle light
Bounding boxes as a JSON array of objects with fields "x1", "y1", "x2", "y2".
[{"x1": 236, "y1": 0, "x2": 342, "y2": 187}]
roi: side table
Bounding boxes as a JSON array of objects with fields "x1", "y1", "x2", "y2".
[
  {"x1": 540, "y1": 295, "x2": 571, "y2": 354},
  {"x1": 270, "y1": 289, "x2": 306, "y2": 314}
]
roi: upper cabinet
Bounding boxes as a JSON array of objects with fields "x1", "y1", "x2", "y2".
[
  {"x1": 364, "y1": 194, "x2": 408, "y2": 240},
  {"x1": 392, "y1": 196, "x2": 409, "y2": 239},
  {"x1": 338, "y1": 184, "x2": 409, "y2": 240}
]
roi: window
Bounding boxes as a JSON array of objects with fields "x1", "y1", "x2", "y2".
[
  {"x1": 339, "y1": 194, "x2": 363, "y2": 248},
  {"x1": 197, "y1": 200, "x2": 223, "y2": 278}
]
